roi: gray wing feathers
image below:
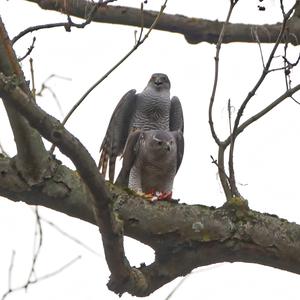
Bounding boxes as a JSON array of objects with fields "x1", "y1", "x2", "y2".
[
  {"x1": 171, "y1": 130, "x2": 184, "y2": 173},
  {"x1": 115, "y1": 131, "x2": 141, "y2": 187},
  {"x1": 98, "y1": 89, "x2": 137, "y2": 181},
  {"x1": 169, "y1": 96, "x2": 184, "y2": 133}
]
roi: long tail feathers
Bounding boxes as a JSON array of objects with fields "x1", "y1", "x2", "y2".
[
  {"x1": 109, "y1": 156, "x2": 116, "y2": 182},
  {"x1": 98, "y1": 150, "x2": 108, "y2": 176}
]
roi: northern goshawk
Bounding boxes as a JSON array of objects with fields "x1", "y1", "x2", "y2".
[
  {"x1": 98, "y1": 73, "x2": 184, "y2": 181},
  {"x1": 116, "y1": 130, "x2": 184, "y2": 199}
]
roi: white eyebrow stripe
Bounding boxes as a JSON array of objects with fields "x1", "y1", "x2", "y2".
[{"x1": 153, "y1": 137, "x2": 162, "y2": 142}]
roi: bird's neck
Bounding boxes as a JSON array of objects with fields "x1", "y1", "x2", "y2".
[{"x1": 142, "y1": 86, "x2": 170, "y2": 99}]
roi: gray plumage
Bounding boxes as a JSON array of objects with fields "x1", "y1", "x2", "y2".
[
  {"x1": 116, "y1": 130, "x2": 184, "y2": 195},
  {"x1": 98, "y1": 73, "x2": 184, "y2": 181}
]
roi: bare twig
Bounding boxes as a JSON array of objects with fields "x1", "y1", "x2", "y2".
[
  {"x1": 12, "y1": 0, "x2": 117, "y2": 44},
  {"x1": 7, "y1": 250, "x2": 15, "y2": 291},
  {"x1": 165, "y1": 274, "x2": 191, "y2": 300},
  {"x1": 210, "y1": 154, "x2": 230, "y2": 182},
  {"x1": 35, "y1": 74, "x2": 71, "y2": 118},
  {"x1": 49, "y1": 0, "x2": 168, "y2": 154},
  {"x1": 29, "y1": 58, "x2": 36, "y2": 100},
  {"x1": 1, "y1": 256, "x2": 81, "y2": 300},
  {"x1": 224, "y1": 83, "x2": 300, "y2": 143},
  {"x1": 227, "y1": 3, "x2": 297, "y2": 198},
  {"x1": 208, "y1": 1, "x2": 238, "y2": 146},
  {"x1": 251, "y1": 27, "x2": 266, "y2": 68},
  {"x1": 13, "y1": 23, "x2": 72, "y2": 44},
  {"x1": 40, "y1": 215, "x2": 101, "y2": 257},
  {"x1": 227, "y1": 98, "x2": 233, "y2": 136},
  {"x1": 208, "y1": 0, "x2": 238, "y2": 199},
  {"x1": 18, "y1": 37, "x2": 36, "y2": 62},
  {"x1": 0, "y1": 140, "x2": 9, "y2": 157},
  {"x1": 280, "y1": 0, "x2": 286, "y2": 16},
  {"x1": 25, "y1": 207, "x2": 43, "y2": 290},
  {"x1": 165, "y1": 264, "x2": 225, "y2": 300}
]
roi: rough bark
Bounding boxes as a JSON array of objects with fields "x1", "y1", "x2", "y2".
[
  {"x1": 0, "y1": 16, "x2": 49, "y2": 185},
  {"x1": 1, "y1": 155, "x2": 300, "y2": 296},
  {"x1": 24, "y1": 0, "x2": 300, "y2": 45}
]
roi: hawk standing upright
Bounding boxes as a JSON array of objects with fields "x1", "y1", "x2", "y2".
[{"x1": 98, "y1": 73, "x2": 184, "y2": 181}]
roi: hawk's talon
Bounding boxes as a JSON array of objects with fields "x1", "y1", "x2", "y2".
[{"x1": 143, "y1": 190, "x2": 173, "y2": 201}]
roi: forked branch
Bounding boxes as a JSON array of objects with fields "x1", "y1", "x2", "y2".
[
  {"x1": 208, "y1": 0, "x2": 239, "y2": 200},
  {"x1": 227, "y1": 3, "x2": 297, "y2": 198}
]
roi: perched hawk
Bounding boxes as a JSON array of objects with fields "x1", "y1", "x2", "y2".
[
  {"x1": 115, "y1": 130, "x2": 184, "y2": 200},
  {"x1": 98, "y1": 73, "x2": 184, "y2": 181}
]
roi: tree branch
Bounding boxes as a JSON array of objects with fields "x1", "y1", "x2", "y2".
[
  {"x1": 13, "y1": 0, "x2": 116, "y2": 44},
  {"x1": 209, "y1": 0, "x2": 237, "y2": 200},
  {"x1": 227, "y1": 4, "x2": 296, "y2": 198},
  {"x1": 223, "y1": 83, "x2": 300, "y2": 146},
  {"x1": 0, "y1": 75, "x2": 148, "y2": 296},
  {"x1": 23, "y1": 0, "x2": 300, "y2": 45},
  {"x1": 1, "y1": 155, "x2": 300, "y2": 296},
  {"x1": 0, "y1": 16, "x2": 49, "y2": 185}
]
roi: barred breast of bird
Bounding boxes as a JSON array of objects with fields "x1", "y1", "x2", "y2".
[
  {"x1": 128, "y1": 143, "x2": 177, "y2": 193},
  {"x1": 129, "y1": 161, "x2": 177, "y2": 193},
  {"x1": 132, "y1": 91, "x2": 171, "y2": 130}
]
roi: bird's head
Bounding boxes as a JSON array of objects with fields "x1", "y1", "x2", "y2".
[
  {"x1": 148, "y1": 73, "x2": 171, "y2": 91},
  {"x1": 141, "y1": 130, "x2": 175, "y2": 157}
]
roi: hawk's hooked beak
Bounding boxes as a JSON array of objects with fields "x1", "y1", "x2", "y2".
[
  {"x1": 165, "y1": 143, "x2": 171, "y2": 152},
  {"x1": 154, "y1": 78, "x2": 163, "y2": 86}
]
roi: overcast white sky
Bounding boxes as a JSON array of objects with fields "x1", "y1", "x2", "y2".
[{"x1": 1, "y1": 0, "x2": 300, "y2": 299}]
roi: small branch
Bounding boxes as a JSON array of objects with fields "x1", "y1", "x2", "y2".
[
  {"x1": 217, "y1": 145, "x2": 232, "y2": 200},
  {"x1": 0, "y1": 140, "x2": 9, "y2": 157},
  {"x1": 227, "y1": 4, "x2": 296, "y2": 198},
  {"x1": 251, "y1": 27, "x2": 266, "y2": 68},
  {"x1": 29, "y1": 58, "x2": 36, "y2": 100},
  {"x1": 18, "y1": 37, "x2": 36, "y2": 62},
  {"x1": 165, "y1": 274, "x2": 191, "y2": 300},
  {"x1": 165, "y1": 265, "x2": 223, "y2": 300},
  {"x1": 8, "y1": 250, "x2": 15, "y2": 292},
  {"x1": 36, "y1": 74, "x2": 71, "y2": 118},
  {"x1": 12, "y1": 23, "x2": 72, "y2": 44},
  {"x1": 39, "y1": 214, "x2": 102, "y2": 257},
  {"x1": 224, "y1": 83, "x2": 300, "y2": 143},
  {"x1": 208, "y1": 1, "x2": 237, "y2": 146},
  {"x1": 208, "y1": 0, "x2": 238, "y2": 199},
  {"x1": 1, "y1": 256, "x2": 81, "y2": 300},
  {"x1": 12, "y1": 0, "x2": 116, "y2": 44},
  {"x1": 227, "y1": 98, "x2": 233, "y2": 136},
  {"x1": 49, "y1": 0, "x2": 168, "y2": 154},
  {"x1": 26, "y1": 207, "x2": 43, "y2": 289}
]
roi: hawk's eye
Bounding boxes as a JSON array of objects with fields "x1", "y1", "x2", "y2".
[{"x1": 157, "y1": 141, "x2": 162, "y2": 145}]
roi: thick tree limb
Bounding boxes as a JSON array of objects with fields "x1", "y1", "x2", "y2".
[
  {"x1": 3, "y1": 72, "x2": 300, "y2": 295},
  {"x1": 24, "y1": 0, "x2": 300, "y2": 44},
  {"x1": 1, "y1": 156, "x2": 300, "y2": 296},
  {"x1": 0, "y1": 17, "x2": 49, "y2": 184},
  {"x1": 0, "y1": 75, "x2": 150, "y2": 295}
]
